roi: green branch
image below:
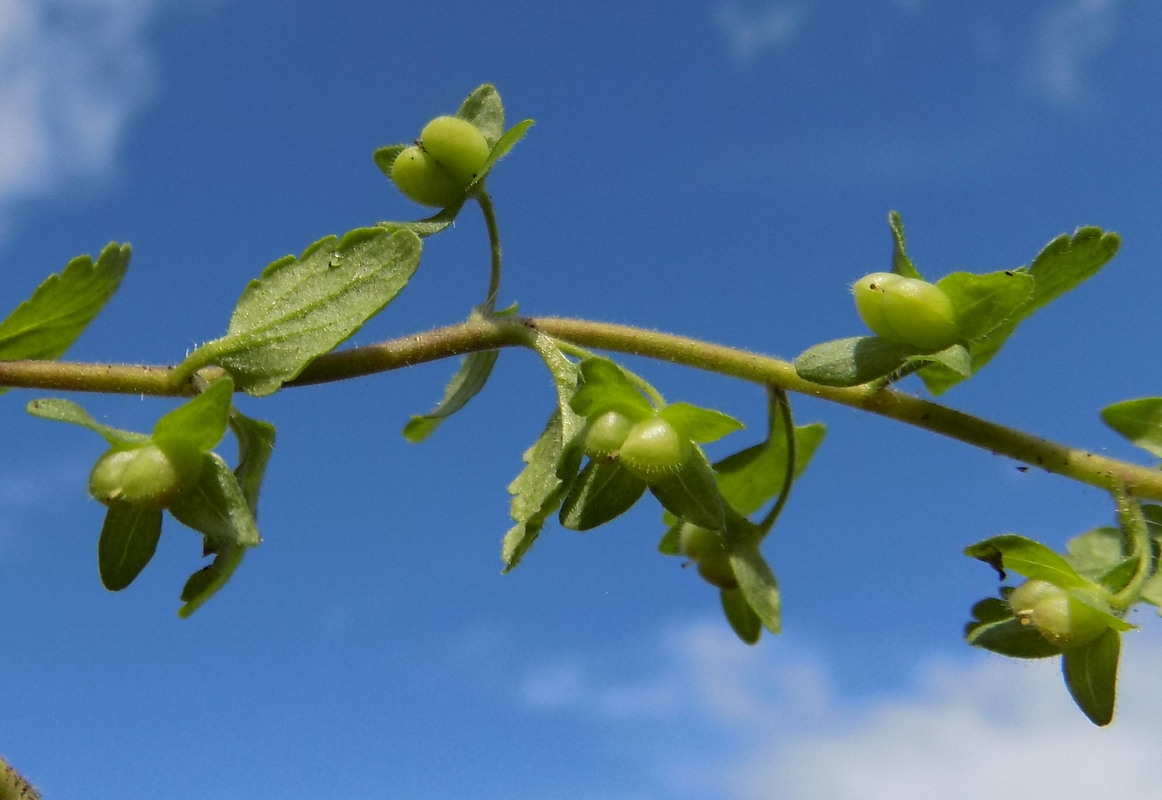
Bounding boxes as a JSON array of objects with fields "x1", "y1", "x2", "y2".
[{"x1": 2, "y1": 315, "x2": 1161, "y2": 501}]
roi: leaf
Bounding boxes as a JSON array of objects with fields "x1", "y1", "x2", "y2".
[
  {"x1": 648, "y1": 447, "x2": 725, "y2": 531},
  {"x1": 794, "y1": 336, "x2": 917, "y2": 387},
  {"x1": 1065, "y1": 527, "x2": 1124, "y2": 581},
  {"x1": 720, "y1": 588, "x2": 762, "y2": 645},
  {"x1": 0, "y1": 242, "x2": 130, "y2": 363},
  {"x1": 570, "y1": 357, "x2": 654, "y2": 419},
  {"x1": 376, "y1": 203, "x2": 464, "y2": 238},
  {"x1": 471, "y1": 120, "x2": 534, "y2": 188},
  {"x1": 965, "y1": 616, "x2": 1062, "y2": 659},
  {"x1": 935, "y1": 270, "x2": 1035, "y2": 341},
  {"x1": 456, "y1": 84, "x2": 505, "y2": 145},
  {"x1": 965, "y1": 534, "x2": 1096, "y2": 590},
  {"x1": 921, "y1": 228, "x2": 1120, "y2": 395},
  {"x1": 501, "y1": 335, "x2": 584, "y2": 571},
  {"x1": 729, "y1": 543, "x2": 780, "y2": 634},
  {"x1": 888, "y1": 211, "x2": 922, "y2": 280},
  {"x1": 659, "y1": 403, "x2": 743, "y2": 444},
  {"x1": 403, "y1": 306, "x2": 517, "y2": 443},
  {"x1": 1062, "y1": 628, "x2": 1120, "y2": 726},
  {"x1": 228, "y1": 409, "x2": 276, "y2": 517},
  {"x1": 26, "y1": 398, "x2": 149, "y2": 449},
  {"x1": 152, "y1": 378, "x2": 234, "y2": 454},
  {"x1": 501, "y1": 411, "x2": 578, "y2": 570},
  {"x1": 559, "y1": 460, "x2": 647, "y2": 531},
  {"x1": 178, "y1": 544, "x2": 245, "y2": 619},
  {"x1": 185, "y1": 227, "x2": 422, "y2": 396},
  {"x1": 658, "y1": 522, "x2": 682, "y2": 555},
  {"x1": 906, "y1": 343, "x2": 972, "y2": 378},
  {"x1": 1101, "y1": 398, "x2": 1162, "y2": 458},
  {"x1": 168, "y1": 453, "x2": 261, "y2": 547},
  {"x1": 715, "y1": 423, "x2": 826, "y2": 517},
  {"x1": 98, "y1": 504, "x2": 163, "y2": 591}
]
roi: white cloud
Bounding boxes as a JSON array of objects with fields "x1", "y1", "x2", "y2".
[
  {"x1": 715, "y1": 4, "x2": 803, "y2": 63},
  {"x1": 0, "y1": 0, "x2": 163, "y2": 230},
  {"x1": 1027, "y1": 0, "x2": 1119, "y2": 106},
  {"x1": 519, "y1": 621, "x2": 1162, "y2": 799}
]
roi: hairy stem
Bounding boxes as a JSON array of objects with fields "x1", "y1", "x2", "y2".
[
  {"x1": 2, "y1": 315, "x2": 1161, "y2": 501},
  {"x1": 0, "y1": 756, "x2": 41, "y2": 800},
  {"x1": 476, "y1": 191, "x2": 503, "y2": 312}
]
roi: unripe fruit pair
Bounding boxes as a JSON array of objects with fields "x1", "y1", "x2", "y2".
[
  {"x1": 581, "y1": 410, "x2": 693, "y2": 479},
  {"x1": 852, "y1": 272, "x2": 960, "y2": 351},
  {"x1": 1008, "y1": 579, "x2": 1111, "y2": 649},
  {"x1": 391, "y1": 116, "x2": 490, "y2": 207},
  {"x1": 89, "y1": 443, "x2": 200, "y2": 510}
]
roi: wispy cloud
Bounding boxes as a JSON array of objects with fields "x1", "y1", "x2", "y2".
[
  {"x1": 715, "y1": 3, "x2": 803, "y2": 63},
  {"x1": 519, "y1": 621, "x2": 1162, "y2": 799},
  {"x1": 1027, "y1": 0, "x2": 1119, "y2": 107},
  {"x1": 0, "y1": 0, "x2": 164, "y2": 231}
]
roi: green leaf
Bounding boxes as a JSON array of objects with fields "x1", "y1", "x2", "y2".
[
  {"x1": 0, "y1": 242, "x2": 130, "y2": 364},
  {"x1": 456, "y1": 84, "x2": 505, "y2": 145},
  {"x1": 178, "y1": 543, "x2": 245, "y2": 619},
  {"x1": 966, "y1": 616, "x2": 1063, "y2": 659},
  {"x1": 152, "y1": 378, "x2": 234, "y2": 454},
  {"x1": 715, "y1": 423, "x2": 826, "y2": 517},
  {"x1": 648, "y1": 447, "x2": 725, "y2": 531},
  {"x1": 1062, "y1": 628, "x2": 1120, "y2": 726},
  {"x1": 98, "y1": 504, "x2": 163, "y2": 591},
  {"x1": 376, "y1": 203, "x2": 464, "y2": 239},
  {"x1": 935, "y1": 270, "x2": 1035, "y2": 342},
  {"x1": 658, "y1": 522, "x2": 682, "y2": 555},
  {"x1": 403, "y1": 306, "x2": 517, "y2": 443},
  {"x1": 1065, "y1": 527, "x2": 1124, "y2": 582},
  {"x1": 168, "y1": 453, "x2": 261, "y2": 548},
  {"x1": 228, "y1": 409, "x2": 276, "y2": 517},
  {"x1": 559, "y1": 460, "x2": 647, "y2": 531},
  {"x1": 26, "y1": 397, "x2": 149, "y2": 449},
  {"x1": 1139, "y1": 572, "x2": 1162, "y2": 611},
  {"x1": 659, "y1": 403, "x2": 743, "y2": 444},
  {"x1": 906, "y1": 343, "x2": 972, "y2": 378},
  {"x1": 729, "y1": 543, "x2": 780, "y2": 634},
  {"x1": 720, "y1": 588, "x2": 762, "y2": 645},
  {"x1": 1101, "y1": 398, "x2": 1162, "y2": 458},
  {"x1": 921, "y1": 227, "x2": 1120, "y2": 395},
  {"x1": 471, "y1": 120, "x2": 534, "y2": 188},
  {"x1": 570, "y1": 357, "x2": 654, "y2": 420},
  {"x1": 888, "y1": 211, "x2": 922, "y2": 280},
  {"x1": 965, "y1": 534, "x2": 1096, "y2": 590},
  {"x1": 794, "y1": 336, "x2": 917, "y2": 387},
  {"x1": 501, "y1": 335, "x2": 584, "y2": 571},
  {"x1": 185, "y1": 228, "x2": 422, "y2": 396}
]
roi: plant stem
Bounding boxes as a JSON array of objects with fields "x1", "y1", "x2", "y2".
[
  {"x1": 758, "y1": 388, "x2": 795, "y2": 536},
  {"x1": 476, "y1": 191, "x2": 503, "y2": 312},
  {"x1": 3, "y1": 315, "x2": 1162, "y2": 501},
  {"x1": 1112, "y1": 488, "x2": 1152, "y2": 611},
  {"x1": 0, "y1": 755, "x2": 41, "y2": 800}
]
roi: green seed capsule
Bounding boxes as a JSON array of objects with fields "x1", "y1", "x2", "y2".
[
  {"x1": 89, "y1": 443, "x2": 200, "y2": 510},
  {"x1": 852, "y1": 272, "x2": 960, "y2": 351},
  {"x1": 420, "y1": 116, "x2": 491, "y2": 187},
  {"x1": 1009, "y1": 579, "x2": 1111, "y2": 649},
  {"x1": 390, "y1": 144, "x2": 466, "y2": 208},
  {"x1": 696, "y1": 552, "x2": 738, "y2": 589},
  {"x1": 618, "y1": 416, "x2": 693, "y2": 479},
  {"x1": 678, "y1": 523, "x2": 727, "y2": 562},
  {"x1": 582, "y1": 410, "x2": 636, "y2": 458}
]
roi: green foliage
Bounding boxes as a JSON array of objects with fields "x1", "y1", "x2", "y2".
[
  {"x1": 179, "y1": 228, "x2": 422, "y2": 396},
  {"x1": 1101, "y1": 397, "x2": 1162, "y2": 458},
  {"x1": 0, "y1": 243, "x2": 129, "y2": 364},
  {"x1": 1063, "y1": 629, "x2": 1121, "y2": 726},
  {"x1": 98, "y1": 504, "x2": 163, "y2": 591}
]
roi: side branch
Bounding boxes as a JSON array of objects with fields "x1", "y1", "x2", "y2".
[{"x1": 1, "y1": 315, "x2": 1159, "y2": 501}]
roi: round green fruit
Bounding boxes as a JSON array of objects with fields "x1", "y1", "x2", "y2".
[
  {"x1": 678, "y1": 523, "x2": 727, "y2": 562},
  {"x1": 618, "y1": 416, "x2": 693, "y2": 479},
  {"x1": 696, "y1": 552, "x2": 738, "y2": 589},
  {"x1": 89, "y1": 443, "x2": 200, "y2": 510},
  {"x1": 582, "y1": 410, "x2": 636, "y2": 459},
  {"x1": 420, "y1": 116, "x2": 490, "y2": 187},
  {"x1": 390, "y1": 145, "x2": 466, "y2": 208},
  {"x1": 853, "y1": 272, "x2": 960, "y2": 351},
  {"x1": 1009, "y1": 579, "x2": 1111, "y2": 649}
]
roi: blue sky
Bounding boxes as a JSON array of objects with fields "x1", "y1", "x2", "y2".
[{"x1": 3, "y1": 1, "x2": 1162, "y2": 797}]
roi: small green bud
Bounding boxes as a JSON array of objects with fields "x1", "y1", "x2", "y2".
[
  {"x1": 419, "y1": 116, "x2": 490, "y2": 187},
  {"x1": 582, "y1": 410, "x2": 636, "y2": 458},
  {"x1": 390, "y1": 144, "x2": 466, "y2": 208},
  {"x1": 618, "y1": 416, "x2": 693, "y2": 479},
  {"x1": 1009, "y1": 579, "x2": 1111, "y2": 649},
  {"x1": 853, "y1": 272, "x2": 960, "y2": 351},
  {"x1": 89, "y1": 443, "x2": 201, "y2": 510}
]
